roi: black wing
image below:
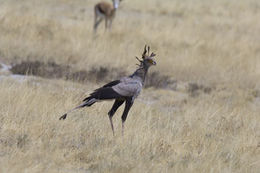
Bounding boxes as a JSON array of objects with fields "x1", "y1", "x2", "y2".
[
  {"x1": 101, "y1": 80, "x2": 121, "y2": 88},
  {"x1": 82, "y1": 80, "x2": 121, "y2": 102}
]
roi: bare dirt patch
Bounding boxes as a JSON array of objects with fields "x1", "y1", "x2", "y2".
[
  {"x1": 10, "y1": 61, "x2": 177, "y2": 90},
  {"x1": 10, "y1": 61, "x2": 71, "y2": 79}
]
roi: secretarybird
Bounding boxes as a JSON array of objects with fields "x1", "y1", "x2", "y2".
[{"x1": 59, "y1": 45, "x2": 157, "y2": 135}]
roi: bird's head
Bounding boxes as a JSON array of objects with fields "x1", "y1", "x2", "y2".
[{"x1": 136, "y1": 45, "x2": 157, "y2": 68}]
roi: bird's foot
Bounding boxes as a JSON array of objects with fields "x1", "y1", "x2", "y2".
[{"x1": 122, "y1": 122, "x2": 124, "y2": 136}]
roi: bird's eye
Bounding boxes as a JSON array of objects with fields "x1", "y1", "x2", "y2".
[{"x1": 148, "y1": 59, "x2": 154, "y2": 64}]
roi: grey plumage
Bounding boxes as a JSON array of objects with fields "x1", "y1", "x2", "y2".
[
  {"x1": 59, "y1": 45, "x2": 157, "y2": 135},
  {"x1": 112, "y1": 77, "x2": 142, "y2": 98}
]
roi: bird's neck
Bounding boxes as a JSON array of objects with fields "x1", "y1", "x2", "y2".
[{"x1": 131, "y1": 65, "x2": 150, "y2": 84}]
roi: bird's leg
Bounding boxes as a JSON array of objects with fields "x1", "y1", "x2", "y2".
[
  {"x1": 93, "y1": 13, "x2": 97, "y2": 32},
  {"x1": 121, "y1": 98, "x2": 134, "y2": 136},
  {"x1": 108, "y1": 99, "x2": 124, "y2": 136},
  {"x1": 109, "y1": 116, "x2": 115, "y2": 136},
  {"x1": 122, "y1": 120, "x2": 124, "y2": 136}
]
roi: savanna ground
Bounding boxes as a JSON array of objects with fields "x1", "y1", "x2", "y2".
[{"x1": 0, "y1": 0, "x2": 260, "y2": 172}]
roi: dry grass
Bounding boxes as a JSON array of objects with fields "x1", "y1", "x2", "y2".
[
  {"x1": 0, "y1": 0, "x2": 260, "y2": 172},
  {"x1": 0, "y1": 77, "x2": 259, "y2": 173}
]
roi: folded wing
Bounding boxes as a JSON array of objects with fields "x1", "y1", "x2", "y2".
[
  {"x1": 83, "y1": 77, "x2": 142, "y2": 102},
  {"x1": 112, "y1": 77, "x2": 142, "y2": 98}
]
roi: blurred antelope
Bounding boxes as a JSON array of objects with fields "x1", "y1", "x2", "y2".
[{"x1": 93, "y1": 0, "x2": 122, "y2": 33}]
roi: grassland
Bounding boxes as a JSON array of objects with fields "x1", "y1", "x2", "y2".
[{"x1": 0, "y1": 0, "x2": 259, "y2": 172}]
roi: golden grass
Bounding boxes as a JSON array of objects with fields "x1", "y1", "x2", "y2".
[
  {"x1": 0, "y1": 0, "x2": 260, "y2": 172},
  {"x1": 0, "y1": 77, "x2": 259, "y2": 173},
  {"x1": 1, "y1": 0, "x2": 260, "y2": 83}
]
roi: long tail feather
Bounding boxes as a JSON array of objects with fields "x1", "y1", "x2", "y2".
[{"x1": 59, "y1": 98, "x2": 97, "y2": 120}]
